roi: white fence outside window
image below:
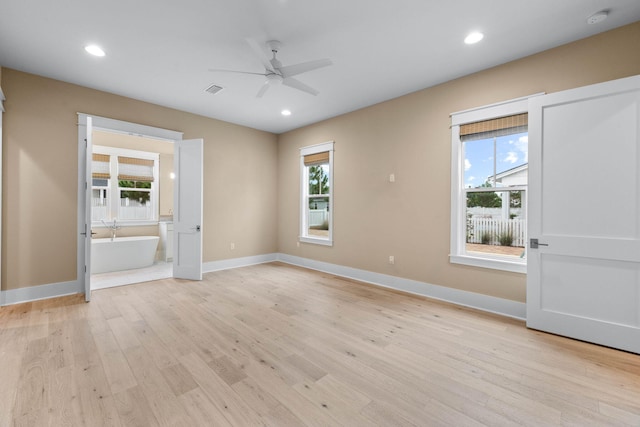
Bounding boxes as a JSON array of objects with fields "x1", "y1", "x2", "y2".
[
  {"x1": 467, "y1": 218, "x2": 526, "y2": 247},
  {"x1": 92, "y1": 197, "x2": 152, "y2": 221},
  {"x1": 118, "y1": 199, "x2": 152, "y2": 220},
  {"x1": 309, "y1": 209, "x2": 329, "y2": 227}
]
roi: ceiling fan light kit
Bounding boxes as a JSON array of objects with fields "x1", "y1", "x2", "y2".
[{"x1": 208, "y1": 39, "x2": 332, "y2": 98}]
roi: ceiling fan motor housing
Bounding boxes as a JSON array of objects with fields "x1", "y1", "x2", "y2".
[{"x1": 266, "y1": 73, "x2": 283, "y2": 84}]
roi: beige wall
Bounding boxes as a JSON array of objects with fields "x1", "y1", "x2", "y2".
[
  {"x1": 1, "y1": 70, "x2": 278, "y2": 291},
  {"x1": 277, "y1": 22, "x2": 640, "y2": 303},
  {"x1": 2, "y1": 22, "x2": 639, "y2": 300}
]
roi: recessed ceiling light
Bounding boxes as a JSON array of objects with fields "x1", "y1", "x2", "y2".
[
  {"x1": 464, "y1": 32, "x2": 484, "y2": 45},
  {"x1": 84, "y1": 45, "x2": 106, "y2": 57},
  {"x1": 281, "y1": 109, "x2": 292, "y2": 116}
]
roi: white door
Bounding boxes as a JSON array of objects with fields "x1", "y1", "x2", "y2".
[
  {"x1": 84, "y1": 117, "x2": 93, "y2": 301},
  {"x1": 173, "y1": 138, "x2": 203, "y2": 280},
  {"x1": 527, "y1": 75, "x2": 640, "y2": 354}
]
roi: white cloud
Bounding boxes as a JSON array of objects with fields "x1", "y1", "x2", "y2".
[
  {"x1": 516, "y1": 135, "x2": 528, "y2": 162},
  {"x1": 464, "y1": 158, "x2": 472, "y2": 171},
  {"x1": 504, "y1": 151, "x2": 518, "y2": 164}
]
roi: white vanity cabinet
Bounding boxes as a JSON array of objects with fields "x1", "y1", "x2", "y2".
[{"x1": 159, "y1": 221, "x2": 174, "y2": 262}]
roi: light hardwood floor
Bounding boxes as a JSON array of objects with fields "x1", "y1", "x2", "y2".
[{"x1": 1, "y1": 262, "x2": 639, "y2": 426}]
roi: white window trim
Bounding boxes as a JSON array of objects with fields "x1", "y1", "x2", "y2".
[
  {"x1": 450, "y1": 94, "x2": 543, "y2": 274},
  {"x1": 300, "y1": 141, "x2": 334, "y2": 246},
  {"x1": 92, "y1": 145, "x2": 160, "y2": 227}
]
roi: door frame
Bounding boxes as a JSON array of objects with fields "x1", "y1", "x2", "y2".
[
  {"x1": 0, "y1": 88, "x2": 4, "y2": 305},
  {"x1": 77, "y1": 114, "x2": 184, "y2": 299}
]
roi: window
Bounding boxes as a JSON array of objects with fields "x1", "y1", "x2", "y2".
[
  {"x1": 92, "y1": 146, "x2": 159, "y2": 224},
  {"x1": 450, "y1": 95, "x2": 538, "y2": 273},
  {"x1": 300, "y1": 141, "x2": 334, "y2": 245}
]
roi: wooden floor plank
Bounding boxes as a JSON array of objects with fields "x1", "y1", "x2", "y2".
[{"x1": 1, "y1": 262, "x2": 639, "y2": 426}]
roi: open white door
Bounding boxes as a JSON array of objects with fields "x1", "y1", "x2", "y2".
[
  {"x1": 173, "y1": 138, "x2": 203, "y2": 280},
  {"x1": 83, "y1": 117, "x2": 93, "y2": 301},
  {"x1": 527, "y1": 75, "x2": 640, "y2": 354}
]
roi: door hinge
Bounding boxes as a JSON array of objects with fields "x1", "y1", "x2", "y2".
[{"x1": 84, "y1": 265, "x2": 87, "y2": 273}]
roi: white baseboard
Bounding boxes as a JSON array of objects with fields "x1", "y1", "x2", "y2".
[
  {"x1": 0, "y1": 254, "x2": 279, "y2": 306},
  {"x1": 1, "y1": 280, "x2": 83, "y2": 306},
  {"x1": 1, "y1": 253, "x2": 526, "y2": 321},
  {"x1": 276, "y1": 253, "x2": 526, "y2": 321},
  {"x1": 202, "y1": 253, "x2": 278, "y2": 274}
]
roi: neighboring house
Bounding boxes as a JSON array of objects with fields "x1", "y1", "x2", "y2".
[{"x1": 488, "y1": 163, "x2": 528, "y2": 187}]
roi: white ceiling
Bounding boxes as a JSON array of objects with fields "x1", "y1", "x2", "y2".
[{"x1": 1, "y1": 1, "x2": 639, "y2": 134}]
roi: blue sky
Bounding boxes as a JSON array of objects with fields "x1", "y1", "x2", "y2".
[{"x1": 464, "y1": 132, "x2": 528, "y2": 188}]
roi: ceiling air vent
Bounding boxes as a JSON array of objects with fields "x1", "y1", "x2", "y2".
[{"x1": 205, "y1": 84, "x2": 223, "y2": 95}]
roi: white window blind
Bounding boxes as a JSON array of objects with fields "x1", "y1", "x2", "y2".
[
  {"x1": 92, "y1": 153, "x2": 110, "y2": 179},
  {"x1": 117, "y1": 156, "x2": 155, "y2": 182}
]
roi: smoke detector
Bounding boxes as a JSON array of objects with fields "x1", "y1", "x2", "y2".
[{"x1": 587, "y1": 10, "x2": 608, "y2": 25}]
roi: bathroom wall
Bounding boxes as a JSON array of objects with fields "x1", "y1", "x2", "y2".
[{"x1": 91, "y1": 130, "x2": 174, "y2": 240}]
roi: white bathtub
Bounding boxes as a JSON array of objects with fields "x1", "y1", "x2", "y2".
[{"x1": 91, "y1": 236, "x2": 160, "y2": 274}]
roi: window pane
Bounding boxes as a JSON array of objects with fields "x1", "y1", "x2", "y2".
[
  {"x1": 92, "y1": 188, "x2": 109, "y2": 221},
  {"x1": 119, "y1": 180, "x2": 151, "y2": 189},
  {"x1": 495, "y1": 132, "x2": 527, "y2": 182},
  {"x1": 119, "y1": 190, "x2": 152, "y2": 220},
  {"x1": 464, "y1": 132, "x2": 527, "y2": 188},
  {"x1": 466, "y1": 190, "x2": 526, "y2": 259},
  {"x1": 93, "y1": 178, "x2": 108, "y2": 187},
  {"x1": 308, "y1": 196, "x2": 329, "y2": 237},
  {"x1": 463, "y1": 137, "x2": 493, "y2": 189},
  {"x1": 308, "y1": 164, "x2": 329, "y2": 195}
]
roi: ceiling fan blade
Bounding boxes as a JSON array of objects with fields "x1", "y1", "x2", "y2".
[
  {"x1": 246, "y1": 38, "x2": 276, "y2": 73},
  {"x1": 279, "y1": 59, "x2": 332, "y2": 78},
  {"x1": 256, "y1": 81, "x2": 271, "y2": 98},
  {"x1": 208, "y1": 68, "x2": 267, "y2": 76},
  {"x1": 282, "y1": 77, "x2": 319, "y2": 96}
]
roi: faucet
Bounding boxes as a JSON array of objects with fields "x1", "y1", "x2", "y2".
[{"x1": 101, "y1": 219, "x2": 121, "y2": 241}]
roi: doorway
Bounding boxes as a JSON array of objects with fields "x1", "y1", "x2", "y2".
[
  {"x1": 89, "y1": 129, "x2": 175, "y2": 290},
  {"x1": 77, "y1": 114, "x2": 199, "y2": 300}
]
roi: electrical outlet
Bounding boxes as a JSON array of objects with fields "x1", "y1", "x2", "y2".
[
  {"x1": 389, "y1": 173, "x2": 395, "y2": 183},
  {"x1": 230, "y1": 242, "x2": 235, "y2": 250},
  {"x1": 388, "y1": 255, "x2": 395, "y2": 265},
  {"x1": 296, "y1": 241, "x2": 300, "y2": 248}
]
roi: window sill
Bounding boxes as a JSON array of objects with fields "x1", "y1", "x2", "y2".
[
  {"x1": 92, "y1": 220, "x2": 159, "y2": 228},
  {"x1": 299, "y1": 236, "x2": 333, "y2": 247},
  {"x1": 450, "y1": 254, "x2": 526, "y2": 274}
]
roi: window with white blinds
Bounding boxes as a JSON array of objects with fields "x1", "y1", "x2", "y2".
[{"x1": 92, "y1": 146, "x2": 159, "y2": 223}]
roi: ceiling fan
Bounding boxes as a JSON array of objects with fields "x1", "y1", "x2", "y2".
[{"x1": 209, "y1": 39, "x2": 332, "y2": 98}]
